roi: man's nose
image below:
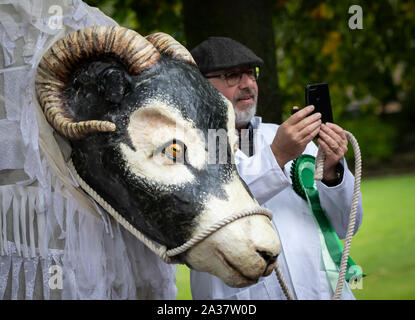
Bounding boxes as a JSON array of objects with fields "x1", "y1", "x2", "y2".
[{"x1": 239, "y1": 72, "x2": 255, "y2": 88}]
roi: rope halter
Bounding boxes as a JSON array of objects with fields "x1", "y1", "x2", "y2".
[{"x1": 67, "y1": 159, "x2": 273, "y2": 264}]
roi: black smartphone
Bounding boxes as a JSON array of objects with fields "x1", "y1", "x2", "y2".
[{"x1": 305, "y1": 83, "x2": 334, "y2": 124}]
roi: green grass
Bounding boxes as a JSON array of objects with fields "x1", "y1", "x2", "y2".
[
  {"x1": 349, "y1": 173, "x2": 415, "y2": 299},
  {"x1": 175, "y1": 173, "x2": 415, "y2": 300}
]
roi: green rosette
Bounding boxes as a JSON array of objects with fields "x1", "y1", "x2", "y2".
[{"x1": 290, "y1": 154, "x2": 363, "y2": 283}]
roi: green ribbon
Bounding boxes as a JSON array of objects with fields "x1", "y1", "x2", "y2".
[{"x1": 290, "y1": 154, "x2": 363, "y2": 283}]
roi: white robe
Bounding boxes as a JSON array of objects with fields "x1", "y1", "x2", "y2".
[
  {"x1": 190, "y1": 116, "x2": 363, "y2": 300},
  {"x1": 0, "y1": 0, "x2": 177, "y2": 300}
]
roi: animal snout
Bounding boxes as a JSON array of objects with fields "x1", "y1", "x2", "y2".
[{"x1": 256, "y1": 249, "x2": 278, "y2": 266}]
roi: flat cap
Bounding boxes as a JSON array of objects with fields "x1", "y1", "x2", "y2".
[{"x1": 190, "y1": 37, "x2": 263, "y2": 74}]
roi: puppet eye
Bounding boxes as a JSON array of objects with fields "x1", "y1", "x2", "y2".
[
  {"x1": 165, "y1": 143, "x2": 182, "y2": 160},
  {"x1": 160, "y1": 139, "x2": 186, "y2": 163}
]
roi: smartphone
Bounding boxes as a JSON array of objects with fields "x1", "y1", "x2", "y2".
[{"x1": 305, "y1": 83, "x2": 334, "y2": 124}]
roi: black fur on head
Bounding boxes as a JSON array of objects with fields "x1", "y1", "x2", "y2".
[
  {"x1": 35, "y1": 27, "x2": 255, "y2": 259},
  {"x1": 67, "y1": 57, "x2": 246, "y2": 252}
]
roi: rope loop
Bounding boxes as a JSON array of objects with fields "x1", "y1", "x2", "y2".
[
  {"x1": 165, "y1": 208, "x2": 272, "y2": 259},
  {"x1": 66, "y1": 159, "x2": 273, "y2": 265},
  {"x1": 158, "y1": 245, "x2": 172, "y2": 264}
]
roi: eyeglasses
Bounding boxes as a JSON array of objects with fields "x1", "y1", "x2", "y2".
[{"x1": 205, "y1": 67, "x2": 259, "y2": 87}]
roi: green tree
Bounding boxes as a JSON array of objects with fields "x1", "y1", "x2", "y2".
[
  {"x1": 85, "y1": 0, "x2": 283, "y2": 124},
  {"x1": 182, "y1": 0, "x2": 282, "y2": 123},
  {"x1": 85, "y1": 0, "x2": 184, "y2": 41},
  {"x1": 272, "y1": 0, "x2": 415, "y2": 166},
  {"x1": 84, "y1": 0, "x2": 415, "y2": 168}
]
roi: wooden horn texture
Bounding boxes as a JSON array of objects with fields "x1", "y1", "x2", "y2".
[
  {"x1": 35, "y1": 26, "x2": 161, "y2": 139},
  {"x1": 145, "y1": 32, "x2": 196, "y2": 66}
]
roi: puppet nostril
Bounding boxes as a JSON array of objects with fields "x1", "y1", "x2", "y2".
[{"x1": 256, "y1": 250, "x2": 278, "y2": 266}]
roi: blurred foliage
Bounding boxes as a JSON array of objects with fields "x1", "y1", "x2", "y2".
[
  {"x1": 341, "y1": 115, "x2": 398, "y2": 166},
  {"x1": 84, "y1": 0, "x2": 415, "y2": 168},
  {"x1": 273, "y1": 0, "x2": 414, "y2": 111},
  {"x1": 84, "y1": 0, "x2": 185, "y2": 42},
  {"x1": 272, "y1": 0, "x2": 415, "y2": 165}
]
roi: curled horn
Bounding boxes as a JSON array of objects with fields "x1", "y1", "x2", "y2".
[
  {"x1": 35, "y1": 26, "x2": 161, "y2": 139},
  {"x1": 145, "y1": 32, "x2": 196, "y2": 66}
]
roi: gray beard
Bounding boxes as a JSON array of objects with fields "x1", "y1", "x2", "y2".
[{"x1": 235, "y1": 103, "x2": 257, "y2": 128}]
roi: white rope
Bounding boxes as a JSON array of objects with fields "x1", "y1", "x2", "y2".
[
  {"x1": 331, "y1": 131, "x2": 361, "y2": 300},
  {"x1": 274, "y1": 260, "x2": 294, "y2": 300},
  {"x1": 314, "y1": 148, "x2": 326, "y2": 181},
  {"x1": 165, "y1": 207, "x2": 272, "y2": 259},
  {"x1": 66, "y1": 159, "x2": 273, "y2": 264},
  {"x1": 280, "y1": 130, "x2": 360, "y2": 300}
]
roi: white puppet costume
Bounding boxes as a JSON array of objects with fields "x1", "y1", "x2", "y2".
[{"x1": 0, "y1": 0, "x2": 177, "y2": 300}]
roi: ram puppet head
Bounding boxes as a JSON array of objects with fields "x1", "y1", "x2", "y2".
[{"x1": 35, "y1": 26, "x2": 280, "y2": 288}]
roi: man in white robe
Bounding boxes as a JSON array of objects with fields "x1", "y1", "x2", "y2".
[{"x1": 189, "y1": 37, "x2": 363, "y2": 300}]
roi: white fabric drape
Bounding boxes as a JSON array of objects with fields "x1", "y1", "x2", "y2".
[{"x1": 0, "y1": 0, "x2": 177, "y2": 300}]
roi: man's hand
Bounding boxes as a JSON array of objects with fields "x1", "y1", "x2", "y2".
[
  {"x1": 271, "y1": 105, "x2": 321, "y2": 168},
  {"x1": 317, "y1": 122, "x2": 348, "y2": 181}
]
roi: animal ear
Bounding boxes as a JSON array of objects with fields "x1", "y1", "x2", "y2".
[
  {"x1": 145, "y1": 32, "x2": 196, "y2": 66},
  {"x1": 36, "y1": 26, "x2": 160, "y2": 140}
]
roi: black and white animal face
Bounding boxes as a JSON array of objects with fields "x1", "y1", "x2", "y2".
[
  {"x1": 36, "y1": 27, "x2": 280, "y2": 287},
  {"x1": 68, "y1": 58, "x2": 238, "y2": 248}
]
